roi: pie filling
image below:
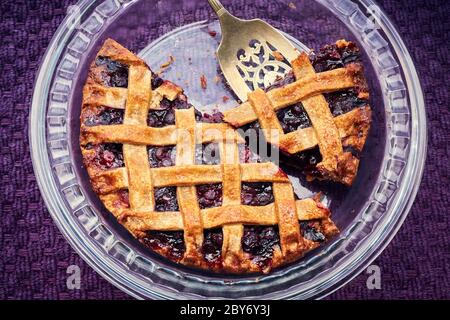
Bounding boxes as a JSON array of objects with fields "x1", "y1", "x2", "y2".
[
  {"x1": 196, "y1": 143, "x2": 220, "y2": 165},
  {"x1": 142, "y1": 231, "x2": 186, "y2": 262},
  {"x1": 148, "y1": 94, "x2": 193, "y2": 127},
  {"x1": 86, "y1": 143, "x2": 124, "y2": 171},
  {"x1": 116, "y1": 190, "x2": 130, "y2": 208},
  {"x1": 148, "y1": 146, "x2": 176, "y2": 168},
  {"x1": 202, "y1": 228, "x2": 223, "y2": 266},
  {"x1": 154, "y1": 186, "x2": 179, "y2": 212},
  {"x1": 241, "y1": 182, "x2": 274, "y2": 206},
  {"x1": 196, "y1": 184, "x2": 223, "y2": 209},
  {"x1": 83, "y1": 106, "x2": 125, "y2": 126},
  {"x1": 277, "y1": 104, "x2": 312, "y2": 134},
  {"x1": 95, "y1": 56, "x2": 129, "y2": 88},
  {"x1": 81, "y1": 39, "x2": 341, "y2": 274},
  {"x1": 300, "y1": 221, "x2": 326, "y2": 243},
  {"x1": 242, "y1": 226, "x2": 280, "y2": 269}
]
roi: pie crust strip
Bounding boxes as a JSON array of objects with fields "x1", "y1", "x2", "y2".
[
  {"x1": 122, "y1": 63, "x2": 154, "y2": 212},
  {"x1": 175, "y1": 108, "x2": 204, "y2": 265},
  {"x1": 123, "y1": 198, "x2": 330, "y2": 232},
  {"x1": 81, "y1": 107, "x2": 370, "y2": 154},
  {"x1": 223, "y1": 66, "x2": 357, "y2": 127}
]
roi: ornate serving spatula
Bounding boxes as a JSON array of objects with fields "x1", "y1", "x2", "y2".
[{"x1": 207, "y1": 0, "x2": 306, "y2": 101}]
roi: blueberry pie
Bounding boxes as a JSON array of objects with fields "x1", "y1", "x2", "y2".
[
  {"x1": 80, "y1": 39, "x2": 339, "y2": 273},
  {"x1": 223, "y1": 40, "x2": 372, "y2": 186}
]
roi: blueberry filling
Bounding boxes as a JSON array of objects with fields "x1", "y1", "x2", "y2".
[
  {"x1": 90, "y1": 143, "x2": 124, "y2": 170},
  {"x1": 266, "y1": 71, "x2": 296, "y2": 91},
  {"x1": 154, "y1": 187, "x2": 179, "y2": 212},
  {"x1": 197, "y1": 111, "x2": 224, "y2": 123},
  {"x1": 147, "y1": 104, "x2": 176, "y2": 127},
  {"x1": 151, "y1": 73, "x2": 164, "y2": 90},
  {"x1": 241, "y1": 118, "x2": 261, "y2": 133},
  {"x1": 202, "y1": 228, "x2": 223, "y2": 265},
  {"x1": 195, "y1": 143, "x2": 220, "y2": 165},
  {"x1": 242, "y1": 226, "x2": 280, "y2": 268},
  {"x1": 95, "y1": 56, "x2": 129, "y2": 88},
  {"x1": 294, "y1": 147, "x2": 323, "y2": 169},
  {"x1": 147, "y1": 95, "x2": 193, "y2": 127},
  {"x1": 241, "y1": 183, "x2": 274, "y2": 206},
  {"x1": 84, "y1": 107, "x2": 124, "y2": 126},
  {"x1": 311, "y1": 42, "x2": 360, "y2": 73},
  {"x1": 324, "y1": 89, "x2": 367, "y2": 117},
  {"x1": 276, "y1": 103, "x2": 312, "y2": 133},
  {"x1": 141, "y1": 187, "x2": 183, "y2": 262},
  {"x1": 300, "y1": 221, "x2": 326, "y2": 242},
  {"x1": 117, "y1": 190, "x2": 130, "y2": 208},
  {"x1": 148, "y1": 146, "x2": 176, "y2": 168},
  {"x1": 238, "y1": 144, "x2": 261, "y2": 164},
  {"x1": 196, "y1": 184, "x2": 223, "y2": 209},
  {"x1": 141, "y1": 231, "x2": 185, "y2": 261}
]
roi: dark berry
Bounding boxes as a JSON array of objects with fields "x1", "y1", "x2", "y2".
[
  {"x1": 151, "y1": 73, "x2": 164, "y2": 89},
  {"x1": 265, "y1": 70, "x2": 296, "y2": 91},
  {"x1": 154, "y1": 187, "x2": 179, "y2": 211},
  {"x1": 238, "y1": 144, "x2": 261, "y2": 164},
  {"x1": 294, "y1": 147, "x2": 323, "y2": 169},
  {"x1": 141, "y1": 231, "x2": 185, "y2": 261},
  {"x1": 202, "y1": 229, "x2": 223, "y2": 265},
  {"x1": 241, "y1": 183, "x2": 274, "y2": 206},
  {"x1": 92, "y1": 144, "x2": 124, "y2": 170},
  {"x1": 324, "y1": 89, "x2": 367, "y2": 116},
  {"x1": 198, "y1": 111, "x2": 224, "y2": 123},
  {"x1": 242, "y1": 226, "x2": 280, "y2": 268},
  {"x1": 300, "y1": 221, "x2": 325, "y2": 242},
  {"x1": 196, "y1": 184, "x2": 223, "y2": 209},
  {"x1": 95, "y1": 56, "x2": 129, "y2": 88},
  {"x1": 148, "y1": 146, "x2": 176, "y2": 168},
  {"x1": 276, "y1": 103, "x2": 312, "y2": 133},
  {"x1": 85, "y1": 107, "x2": 124, "y2": 126},
  {"x1": 147, "y1": 94, "x2": 192, "y2": 127},
  {"x1": 195, "y1": 143, "x2": 220, "y2": 165},
  {"x1": 311, "y1": 42, "x2": 360, "y2": 73},
  {"x1": 148, "y1": 107, "x2": 176, "y2": 127}
]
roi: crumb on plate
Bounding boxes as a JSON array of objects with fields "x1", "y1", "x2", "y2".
[{"x1": 200, "y1": 74, "x2": 207, "y2": 90}]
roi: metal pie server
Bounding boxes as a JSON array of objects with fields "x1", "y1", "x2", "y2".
[{"x1": 207, "y1": 0, "x2": 305, "y2": 101}]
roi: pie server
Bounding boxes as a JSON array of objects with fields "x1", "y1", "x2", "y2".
[{"x1": 207, "y1": 0, "x2": 305, "y2": 101}]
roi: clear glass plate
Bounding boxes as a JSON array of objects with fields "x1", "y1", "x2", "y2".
[{"x1": 30, "y1": 0, "x2": 426, "y2": 299}]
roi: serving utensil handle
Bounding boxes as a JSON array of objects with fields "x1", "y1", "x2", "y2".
[{"x1": 207, "y1": 0, "x2": 229, "y2": 17}]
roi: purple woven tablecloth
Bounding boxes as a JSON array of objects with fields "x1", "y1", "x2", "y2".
[{"x1": 0, "y1": 0, "x2": 448, "y2": 300}]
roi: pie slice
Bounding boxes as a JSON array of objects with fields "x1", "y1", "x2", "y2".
[
  {"x1": 80, "y1": 39, "x2": 339, "y2": 274},
  {"x1": 223, "y1": 40, "x2": 372, "y2": 186}
]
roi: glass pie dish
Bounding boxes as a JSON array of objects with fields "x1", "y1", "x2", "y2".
[{"x1": 30, "y1": 0, "x2": 426, "y2": 299}]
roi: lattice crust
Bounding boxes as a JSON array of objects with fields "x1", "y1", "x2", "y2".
[
  {"x1": 80, "y1": 39, "x2": 339, "y2": 273},
  {"x1": 223, "y1": 40, "x2": 372, "y2": 186}
]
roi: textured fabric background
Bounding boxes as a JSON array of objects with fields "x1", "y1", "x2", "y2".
[{"x1": 0, "y1": 0, "x2": 448, "y2": 300}]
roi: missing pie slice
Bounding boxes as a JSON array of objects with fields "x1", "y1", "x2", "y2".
[{"x1": 79, "y1": 39, "x2": 339, "y2": 274}]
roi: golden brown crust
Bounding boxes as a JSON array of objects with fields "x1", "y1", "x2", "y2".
[
  {"x1": 223, "y1": 40, "x2": 372, "y2": 186},
  {"x1": 80, "y1": 39, "x2": 339, "y2": 274}
]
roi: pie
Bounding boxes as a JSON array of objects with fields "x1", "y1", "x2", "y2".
[
  {"x1": 223, "y1": 40, "x2": 372, "y2": 186},
  {"x1": 80, "y1": 39, "x2": 339, "y2": 273}
]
